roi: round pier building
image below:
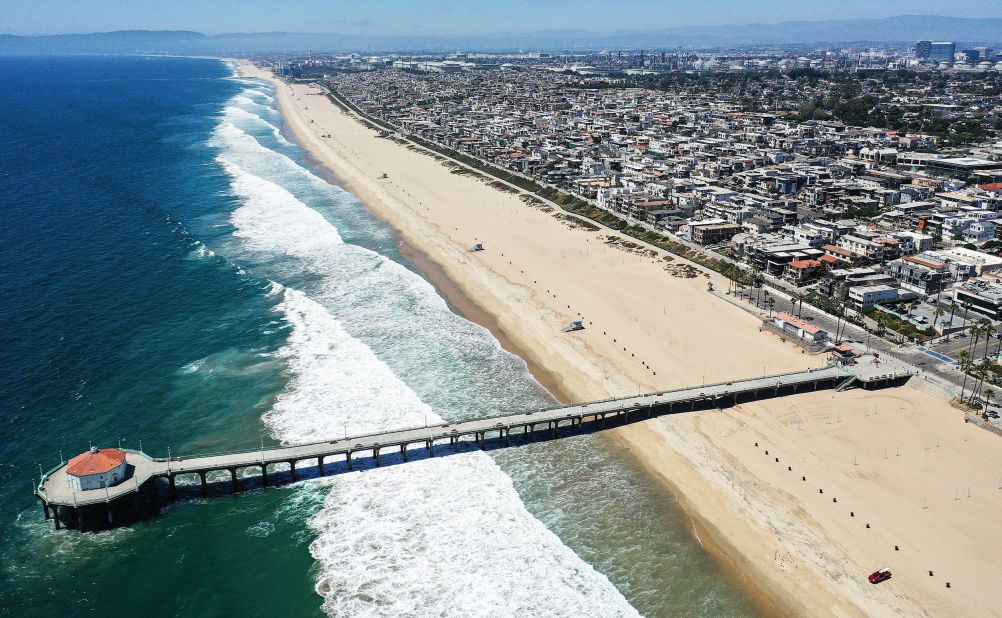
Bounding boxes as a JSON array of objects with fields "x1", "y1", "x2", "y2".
[{"x1": 66, "y1": 447, "x2": 127, "y2": 491}]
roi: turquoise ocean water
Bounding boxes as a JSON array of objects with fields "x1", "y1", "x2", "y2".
[{"x1": 0, "y1": 56, "x2": 762, "y2": 617}]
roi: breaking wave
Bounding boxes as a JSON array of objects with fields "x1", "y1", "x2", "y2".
[{"x1": 213, "y1": 87, "x2": 639, "y2": 617}]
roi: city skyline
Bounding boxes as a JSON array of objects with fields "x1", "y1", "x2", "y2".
[{"x1": 2, "y1": 0, "x2": 1002, "y2": 36}]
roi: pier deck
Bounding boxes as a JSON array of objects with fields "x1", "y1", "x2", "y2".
[{"x1": 36, "y1": 357, "x2": 912, "y2": 526}]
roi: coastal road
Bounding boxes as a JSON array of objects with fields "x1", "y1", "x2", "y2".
[{"x1": 716, "y1": 287, "x2": 963, "y2": 401}]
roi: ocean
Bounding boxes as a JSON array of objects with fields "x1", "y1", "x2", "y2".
[{"x1": 0, "y1": 55, "x2": 762, "y2": 617}]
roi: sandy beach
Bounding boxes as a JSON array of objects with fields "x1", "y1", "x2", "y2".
[{"x1": 236, "y1": 60, "x2": 1002, "y2": 617}]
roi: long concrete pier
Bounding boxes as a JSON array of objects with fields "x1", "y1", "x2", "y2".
[{"x1": 36, "y1": 357, "x2": 912, "y2": 530}]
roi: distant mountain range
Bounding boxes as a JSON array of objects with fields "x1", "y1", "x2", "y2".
[{"x1": 2, "y1": 16, "x2": 1001, "y2": 54}]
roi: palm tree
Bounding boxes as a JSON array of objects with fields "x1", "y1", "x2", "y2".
[
  {"x1": 736, "y1": 269, "x2": 748, "y2": 299},
  {"x1": 948, "y1": 301, "x2": 958, "y2": 329},
  {"x1": 969, "y1": 359, "x2": 984, "y2": 404},
  {"x1": 835, "y1": 304, "x2": 847, "y2": 344},
  {"x1": 791, "y1": 291, "x2": 805, "y2": 316},
  {"x1": 959, "y1": 350, "x2": 972, "y2": 403},
  {"x1": 981, "y1": 319, "x2": 995, "y2": 359},
  {"x1": 971, "y1": 359, "x2": 993, "y2": 405},
  {"x1": 752, "y1": 269, "x2": 764, "y2": 307},
  {"x1": 985, "y1": 388, "x2": 996, "y2": 411},
  {"x1": 933, "y1": 306, "x2": 945, "y2": 333},
  {"x1": 968, "y1": 319, "x2": 983, "y2": 358},
  {"x1": 767, "y1": 296, "x2": 776, "y2": 317}
]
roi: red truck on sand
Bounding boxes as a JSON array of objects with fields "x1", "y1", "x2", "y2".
[{"x1": 868, "y1": 568, "x2": 892, "y2": 584}]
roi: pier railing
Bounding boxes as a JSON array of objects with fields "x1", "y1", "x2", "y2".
[{"x1": 36, "y1": 358, "x2": 913, "y2": 527}]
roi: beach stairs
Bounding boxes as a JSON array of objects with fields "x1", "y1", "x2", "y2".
[{"x1": 834, "y1": 375, "x2": 858, "y2": 392}]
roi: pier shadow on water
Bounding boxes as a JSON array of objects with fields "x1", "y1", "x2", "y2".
[
  {"x1": 53, "y1": 372, "x2": 912, "y2": 532},
  {"x1": 55, "y1": 411, "x2": 642, "y2": 532}
]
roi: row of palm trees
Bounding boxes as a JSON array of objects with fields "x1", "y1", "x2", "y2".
[
  {"x1": 724, "y1": 265, "x2": 774, "y2": 312},
  {"x1": 726, "y1": 266, "x2": 858, "y2": 341},
  {"x1": 933, "y1": 300, "x2": 978, "y2": 334},
  {"x1": 958, "y1": 318, "x2": 1000, "y2": 408},
  {"x1": 724, "y1": 264, "x2": 998, "y2": 360}
]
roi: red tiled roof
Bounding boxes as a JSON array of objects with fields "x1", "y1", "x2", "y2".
[
  {"x1": 788, "y1": 259, "x2": 822, "y2": 269},
  {"x1": 979, "y1": 183, "x2": 1002, "y2": 192},
  {"x1": 819, "y1": 255, "x2": 842, "y2": 264},
  {"x1": 775, "y1": 312, "x2": 825, "y2": 335},
  {"x1": 67, "y1": 448, "x2": 126, "y2": 477}
]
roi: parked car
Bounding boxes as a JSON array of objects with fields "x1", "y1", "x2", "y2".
[{"x1": 868, "y1": 568, "x2": 892, "y2": 584}]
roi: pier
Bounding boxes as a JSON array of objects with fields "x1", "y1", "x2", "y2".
[{"x1": 36, "y1": 357, "x2": 912, "y2": 530}]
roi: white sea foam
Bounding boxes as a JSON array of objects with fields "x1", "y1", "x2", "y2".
[
  {"x1": 266, "y1": 285, "x2": 431, "y2": 440},
  {"x1": 215, "y1": 96, "x2": 639, "y2": 616},
  {"x1": 230, "y1": 82, "x2": 275, "y2": 102},
  {"x1": 223, "y1": 103, "x2": 289, "y2": 145},
  {"x1": 310, "y1": 455, "x2": 640, "y2": 618},
  {"x1": 268, "y1": 285, "x2": 637, "y2": 616},
  {"x1": 224, "y1": 157, "x2": 344, "y2": 249},
  {"x1": 232, "y1": 94, "x2": 263, "y2": 107},
  {"x1": 210, "y1": 120, "x2": 338, "y2": 201}
]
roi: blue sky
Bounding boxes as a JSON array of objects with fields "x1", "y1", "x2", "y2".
[{"x1": 2, "y1": 0, "x2": 1000, "y2": 35}]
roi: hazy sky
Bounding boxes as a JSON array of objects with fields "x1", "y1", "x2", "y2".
[{"x1": 2, "y1": 0, "x2": 1000, "y2": 36}]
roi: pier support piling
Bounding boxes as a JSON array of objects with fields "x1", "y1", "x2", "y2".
[{"x1": 34, "y1": 363, "x2": 912, "y2": 531}]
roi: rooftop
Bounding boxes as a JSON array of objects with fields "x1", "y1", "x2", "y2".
[{"x1": 67, "y1": 447, "x2": 126, "y2": 477}]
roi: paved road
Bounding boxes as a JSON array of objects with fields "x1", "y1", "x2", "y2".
[{"x1": 716, "y1": 286, "x2": 965, "y2": 398}]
